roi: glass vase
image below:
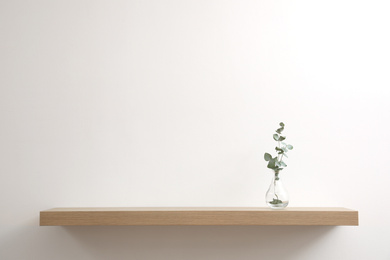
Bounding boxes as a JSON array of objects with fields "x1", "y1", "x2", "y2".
[{"x1": 266, "y1": 170, "x2": 289, "y2": 209}]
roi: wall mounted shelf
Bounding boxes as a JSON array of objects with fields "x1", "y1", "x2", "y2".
[{"x1": 40, "y1": 207, "x2": 358, "y2": 226}]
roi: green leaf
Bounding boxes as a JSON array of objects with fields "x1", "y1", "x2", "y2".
[
  {"x1": 275, "y1": 161, "x2": 281, "y2": 167},
  {"x1": 276, "y1": 127, "x2": 284, "y2": 134},
  {"x1": 282, "y1": 142, "x2": 287, "y2": 146},
  {"x1": 280, "y1": 161, "x2": 287, "y2": 167},
  {"x1": 279, "y1": 136, "x2": 286, "y2": 141},
  {"x1": 287, "y1": 144, "x2": 293, "y2": 150},
  {"x1": 267, "y1": 158, "x2": 276, "y2": 169},
  {"x1": 264, "y1": 153, "x2": 272, "y2": 161},
  {"x1": 273, "y1": 134, "x2": 279, "y2": 141},
  {"x1": 283, "y1": 153, "x2": 288, "y2": 158},
  {"x1": 275, "y1": 147, "x2": 284, "y2": 153},
  {"x1": 280, "y1": 122, "x2": 285, "y2": 127},
  {"x1": 282, "y1": 147, "x2": 288, "y2": 153}
]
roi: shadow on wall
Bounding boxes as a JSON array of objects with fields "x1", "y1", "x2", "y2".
[{"x1": 61, "y1": 225, "x2": 334, "y2": 260}]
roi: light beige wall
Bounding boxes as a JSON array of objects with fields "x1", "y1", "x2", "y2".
[{"x1": 1, "y1": 0, "x2": 389, "y2": 259}]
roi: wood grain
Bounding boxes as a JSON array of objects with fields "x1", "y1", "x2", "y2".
[{"x1": 40, "y1": 207, "x2": 358, "y2": 226}]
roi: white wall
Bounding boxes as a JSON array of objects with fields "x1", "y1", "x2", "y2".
[{"x1": 1, "y1": 0, "x2": 389, "y2": 259}]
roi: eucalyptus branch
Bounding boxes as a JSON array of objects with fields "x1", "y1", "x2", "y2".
[{"x1": 264, "y1": 122, "x2": 293, "y2": 172}]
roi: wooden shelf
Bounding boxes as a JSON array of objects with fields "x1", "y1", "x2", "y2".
[{"x1": 40, "y1": 207, "x2": 358, "y2": 226}]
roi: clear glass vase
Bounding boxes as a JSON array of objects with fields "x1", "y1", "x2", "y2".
[{"x1": 266, "y1": 170, "x2": 289, "y2": 209}]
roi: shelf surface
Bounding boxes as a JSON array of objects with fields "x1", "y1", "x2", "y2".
[{"x1": 40, "y1": 207, "x2": 358, "y2": 226}]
